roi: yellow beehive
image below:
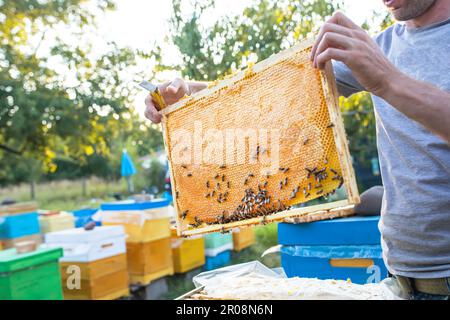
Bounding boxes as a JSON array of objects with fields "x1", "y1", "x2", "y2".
[
  {"x1": 39, "y1": 211, "x2": 75, "y2": 234},
  {"x1": 101, "y1": 211, "x2": 171, "y2": 243},
  {"x1": 232, "y1": 227, "x2": 255, "y2": 252},
  {"x1": 60, "y1": 254, "x2": 129, "y2": 300},
  {"x1": 161, "y1": 38, "x2": 359, "y2": 236},
  {"x1": 126, "y1": 238, "x2": 174, "y2": 285},
  {"x1": 171, "y1": 229, "x2": 205, "y2": 273}
]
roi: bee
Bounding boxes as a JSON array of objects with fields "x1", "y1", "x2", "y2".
[
  {"x1": 303, "y1": 188, "x2": 307, "y2": 195},
  {"x1": 327, "y1": 122, "x2": 335, "y2": 128},
  {"x1": 248, "y1": 172, "x2": 254, "y2": 178},
  {"x1": 284, "y1": 177, "x2": 288, "y2": 185},
  {"x1": 244, "y1": 177, "x2": 249, "y2": 185},
  {"x1": 214, "y1": 174, "x2": 220, "y2": 179},
  {"x1": 317, "y1": 189, "x2": 324, "y2": 195},
  {"x1": 263, "y1": 181, "x2": 268, "y2": 187},
  {"x1": 205, "y1": 193, "x2": 210, "y2": 198},
  {"x1": 303, "y1": 137, "x2": 309, "y2": 145},
  {"x1": 279, "y1": 167, "x2": 285, "y2": 171},
  {"x1": 315, "y1": 184, "x2": 323, "y2": 189},
  {"x1": 330, "y1": 168, "x2": 338, "y2": 175},
  {"x1": 338, "y1": 178, "x2": 344, "y2": 189},
  {"x1": 227, "y1": 181, "x2": 231, "y2": 188},
  {"x1": 305, "y1": 192, "x2": 310, "y2": 198},
  {"x1": 187, "y1": 172, "x2": 193, "y2": 177},
  {"x1": 219, "y1": 164, "x2": 226, "y2": 169},
  {"x1": 216, "y1": 182, "x2": 221, "y2": 190},
  {"x1": 308, "y1": 182, "x2": 312, "y2": 191},
  {"x1": 176, "y1": 191, "x2": 179, "y2": 197},
  {"x1": 211, "y1": 190, "x2": 216, "y2": 197},
  {"x1": 181, "y1": 164, "x2": 187, "y2": 169},
  {"x1": 223, "y1": 191, "x2": 229, "y2": 198},
  {"x1": 279, "y1": 181, "x2": 283, "y2": 190},
  {"x1": 181, "y1": 210, "x2": 188, "y2": 219},
  {"x1": 206, "y1": 181, "x2": 210, "y2": 188},
  {"x1": 194, "y1": 216, "x2": 203, "y2": 226},
  {"x1": 222, "y1": 174, "x2": 225, "y2": 182}
]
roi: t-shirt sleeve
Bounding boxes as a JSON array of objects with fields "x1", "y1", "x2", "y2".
[{"x1": 332, "y1": 60, "x2": 365, "y2": 97}]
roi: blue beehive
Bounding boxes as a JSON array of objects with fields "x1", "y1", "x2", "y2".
[
  {"x1": 278, "y1": 216, "x2": 388, "y2": 284},
  {"x1": 204, "y1": 250, "x2": 231, "y2": 271},
  {"x1": 0, "y1": 212, "x2": 40, "y2": 239},
  {"x1": 71, "y1": 208, "x2": 101, "y2": 228}
]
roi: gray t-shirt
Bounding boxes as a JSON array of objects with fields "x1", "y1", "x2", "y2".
[{"x1": 334, "y1": 18, "x2": 450, "y2": 278}]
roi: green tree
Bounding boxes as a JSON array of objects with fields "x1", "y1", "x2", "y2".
[{"x1": 0, "y1": 0, "x2": 164, "y2": 194}]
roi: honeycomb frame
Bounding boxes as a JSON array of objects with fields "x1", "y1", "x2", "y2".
[{"x1": 161, "y1": 38, "x2": 360, "y2": 236}]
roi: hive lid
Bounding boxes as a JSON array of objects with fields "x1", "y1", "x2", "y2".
[
  {"x1": 278, "y1": 216, "x2": 381, "y2": 246},
  {"x1": 0, "y1": 246, "x2": 63, "y2": 273},
  {"x1": 100, "y1": 198, "x2": 171, "y2": 211},
  {"x1": 45, "y1": 225, "x2": 125, "y2": 244},
  {"x1": 0, "y1": 201, "x2": 38, "y2": 217}
]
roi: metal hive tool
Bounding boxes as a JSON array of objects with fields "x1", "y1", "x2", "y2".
[{"x1": 161, "y1": 38, "x2": 360, "y2": 236}]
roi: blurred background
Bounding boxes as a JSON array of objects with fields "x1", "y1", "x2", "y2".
[{"x1": 0, "y1": 0, "x2": 388, "y2": 210}]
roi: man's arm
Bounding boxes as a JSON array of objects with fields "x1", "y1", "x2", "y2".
[
  {"x1": 144, "y1": 78, "x2": 207, "y2": 123},
  {"x1": 311, "y1": 12, "x2": 450, "y2": 144}
]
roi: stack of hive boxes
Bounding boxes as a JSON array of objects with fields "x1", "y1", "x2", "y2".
[
  {"x1": 45, "y1": 225, "x2": 129, "y2": 300},
  {"x1": 232, "y1": 227, "x2": 256, "y2": 252},
  {"x1": 0, "y1": 246, "x2": 64, "y2": 300},
  {"x1": 100, "y1": 198, "x2": 173, "y2": 286},
  {"x1": 171, "y1": 227, "x2": 205, "y2": 274},
  {"x1": 39, "y1": 210, "x2": 75, "y2": 235},
  {"x1": 278, "y1": 216, "x2": 388, "y2": 284},
  {"x1": 203, "y1": 232, "x2": 233, "y2": 271},
  {"x1": 0, "y1": 202, "x2": 41, "y2": 249}
]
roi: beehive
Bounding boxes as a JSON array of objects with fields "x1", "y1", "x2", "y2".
[{"x1": 161, "y1": 38, "x2": 359, "y2": 236}]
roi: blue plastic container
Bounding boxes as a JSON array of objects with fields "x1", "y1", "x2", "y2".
[
  {"x1": 0, "y1": 212, "x2": 40, "y2": 239},
  {"x1": 278, "y1": 216, "x2": 388, "y2": 284},
  {"x1": 100, "y1": 198, "x2": 170, "y2": 211},
  {"x1": 71, "y1": 208, "x2": 101, "y2": 228},
  {"x1": 204, "y1": 250, "x2": 231, "y2": 271}
]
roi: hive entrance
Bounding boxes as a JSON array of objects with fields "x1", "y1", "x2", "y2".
[{"x1": 161, "y1": 38, "x2": 359, "y2": 236}]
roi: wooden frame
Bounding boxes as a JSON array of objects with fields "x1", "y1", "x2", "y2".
[{"x1": 161, "y1": 38, "x2": 359, "y2": 237}]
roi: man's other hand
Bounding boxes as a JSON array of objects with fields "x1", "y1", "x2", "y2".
[{"x1": 310, "y1": 11, "x2": 400, "y2": 97}]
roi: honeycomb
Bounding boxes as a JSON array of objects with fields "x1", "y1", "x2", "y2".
[{"x1": 163, "y1": 44, "x2": 346, "y2": 234}]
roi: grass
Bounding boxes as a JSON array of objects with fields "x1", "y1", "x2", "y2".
[{"x1": 0, "y1": 177, "x2": 131, "y2": 211}]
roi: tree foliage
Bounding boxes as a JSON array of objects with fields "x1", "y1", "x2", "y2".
[{"x1": 0, "y1": 0, "x2": 163, "y2": 187}]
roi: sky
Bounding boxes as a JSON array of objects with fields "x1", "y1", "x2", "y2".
[{"x1": 90, "y1": 0, "x2": 388, "y2": 116}]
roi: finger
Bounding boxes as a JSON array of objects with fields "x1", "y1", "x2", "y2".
[
  {"x1": 144, "y1": 96, "x2": 162, "y2": 123},
  {"x1": 166, "y1": 78, "x2": 184, "y2": 94},
  {"x1": 329, "y1": 11, "x2": 360, "y2": 30},
  {"x1": 313, "y1": 32, "x2": 354, "y2": 68},
  {"x1": 310, "y1": 22, "x2": 355, "y2": 61},
  {"x1": 315, "y1": 47, "x2": 348, "y2": 69}
]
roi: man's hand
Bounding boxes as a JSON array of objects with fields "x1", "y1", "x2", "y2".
[
  {"x1": 144, "y1": 78, "x2": 190, "y2": 124},
  {"x1": 310, "y1": 12, "x2": 399, "y2": 97}
]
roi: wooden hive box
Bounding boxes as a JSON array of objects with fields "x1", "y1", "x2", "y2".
[
  {"x1": 126, "y1": 238, "x2": 174, "y2": 285},
  {"x1": 161, "y1": 38, "x2": 359, "y2": 236},
  {"x1": 60, "y1": 254, "x2": 129, "y2": 300},
  {"x1": 232, "y1": 227, "x2": 256, "y2": 252},
  {"x1": 171, "y1": 230, "x2": 205, "y2": 274}
]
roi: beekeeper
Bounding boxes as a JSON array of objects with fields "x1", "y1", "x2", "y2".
[{"x1": 144, "y1": 0, "x2": 450, "y2": 300}]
